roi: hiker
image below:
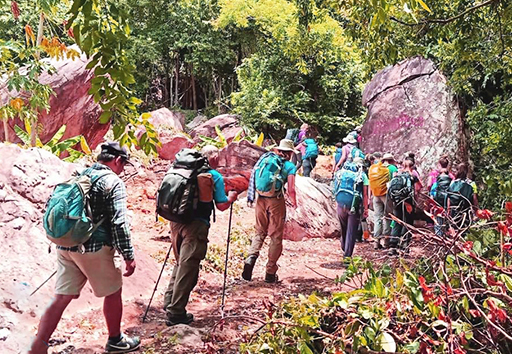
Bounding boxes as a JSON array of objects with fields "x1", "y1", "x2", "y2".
[
  {"x1": 387, "y1": 159, "x2": 422, "y2": 254},
  {"x1": 348, "y1": 125, "x2": 363, "y2": 148},
  {"x1": 29, "y1": 142, "x2": 140, "y2": 354},
  {"x1": 368, "y1": 152, "x2": 393, "y2": 249},
  {"x1": 447, "y1": 163, "x2": 478, "y2": 229},
  {"x1": 333, "y1": 134, "x2": 365, "y2": 172},
  {"x1": 333, "y1": 157, "x2": 369, "y2": 261},
  {"x1": 297, "y1": 123, "x2": 309, "y2": 143},
  {"x1": 162, "y1": 145, "x2": 238, "y2": 326},
  {"x1": 427, "y1": 155, "x2": 455, "y2": 190},
  {"x1": 333, "y1": 142, "x2": 343, "y2": 169},
  {"x1": 243, "y1": 139, "x2": 298, "y2": 283},
  {"x1": 430, "y1": 167, "x2": 452, "y2": 235},
  {"x1": 298, "y1": 132, "x2": 319, "y2": 177},
  {"x1": 381, "y1": 153, "x2": 398, "y2": 179}
]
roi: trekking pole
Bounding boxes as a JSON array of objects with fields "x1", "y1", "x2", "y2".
[
  {"x1": 142, "y1": 242, "x2": 173, "y2": 323},
  {"x1": 220, "y1": 203, "x2": 234, "y2": 319},
  {"x1": 30, "y1": 270, "x2": 57, "y2": 296}
]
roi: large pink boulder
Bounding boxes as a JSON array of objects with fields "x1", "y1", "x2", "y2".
[
  {"x1": 136, "y1": 108, "x2": 192, "y2": 160},
  {"x1": 217, "y1": 140, "x2": 266, "y2": 194},
  {"x1": 0, "y1": 47, "x2": 109, "y2": 149},
  {"x1": 284, "y1": 176, "x2": 340, "y2": 241},
  {"x1": 143, "y1": 107, "x2": 185, "y2": 131},
  {"x1": 158, "y1": 133, "x2": 195, "y2": 160},
  {"x1": 361, "y1": 56, "x2": 468, "y2": 182},
  {"x1": 189, "y1": 114, "x2": 242, "y2": 143}
]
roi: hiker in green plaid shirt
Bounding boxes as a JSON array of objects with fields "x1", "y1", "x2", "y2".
[{"x1": 29, "y1": 142, "x2": 140, "y2": 354}]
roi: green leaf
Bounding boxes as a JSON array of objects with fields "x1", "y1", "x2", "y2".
[
  {"x1": 298, "y1": 342, "x2": 313, "y2": 354},
  {"x1": 99, "y1": 111, "x2": 112, "y2": 124}
]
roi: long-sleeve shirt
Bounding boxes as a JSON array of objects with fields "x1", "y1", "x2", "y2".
[{"x1": 58, "y1": 163, "x2": 135, "y2": 260}]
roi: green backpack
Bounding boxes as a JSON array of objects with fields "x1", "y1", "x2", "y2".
[
  {"x1": 43, "y1": 169, "x2": 112, "y2": 247},
  {"x1": 156, "y1": 149, "x2": 210, "y2": 223},
  {"x1": 255, "y1": 152, "x2": 287, "y2": 197}
]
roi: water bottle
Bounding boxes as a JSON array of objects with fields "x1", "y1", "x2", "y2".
[{"x1": 361, "y1": 219, "x2": 370, "y2": 240}]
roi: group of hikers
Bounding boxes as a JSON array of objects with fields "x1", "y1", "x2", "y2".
[
  {"x1": 29, "y1": 128, "x2": 479, "y2": 353},
  {"x1": 330, "y1": 128, "x2": 479, "y2": 261}
]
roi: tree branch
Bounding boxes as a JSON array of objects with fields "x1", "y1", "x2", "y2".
[{"x1": 390, "y1": 0, "x2": 500, "y2": 26}]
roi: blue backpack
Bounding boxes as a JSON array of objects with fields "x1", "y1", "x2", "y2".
[
  {"x1": 333, "y1": 162, "x2": 362, "y2": 198},
  {"x1": 43, "y1": 169, "x2": 112, "y2": 247},
  {"x1": 351, "y1": 146, "x2": 365, "y2": 160},
  {"x1": 303, "y1": 138, "x2": 319, "y2": 159},
  {"x1": 255, "y1": 152, "x2": 287, "y2": 197}
]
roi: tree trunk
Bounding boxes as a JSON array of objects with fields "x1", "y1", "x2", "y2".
[
  {"x1": 31, "y1": 12, "x2": 45, "y2": 147},
  {"x1": 217, "y1": 77, "x2": 222, "y2": 113},
  {"x1": 175, "y1": 57, "x2": 179, "y2": 107},
  {"x1": 191, "y1": 65, "x2": 197, "y2": 111},
  {"x1": 3, "y1": 118, "x2": 9, "y2": 142}
]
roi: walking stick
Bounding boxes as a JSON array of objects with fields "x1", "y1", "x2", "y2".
[
  {"x1": 142, "y1": 242, "x2": 173, "y2": 323},
  {"x1": 220, "y1": 203, "x2": 234, "y2": 318},
  {"x1": 30, "y1": 270, "x2": 57, "y2": 296}
]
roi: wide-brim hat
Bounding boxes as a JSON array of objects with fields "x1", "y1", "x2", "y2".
[
  {"x1": 276, "y1": 139, "x2": 295, "y2": 152},
  {"x1": 382, "y1": 153, "x2": 395, "y2": 161},
  {"x1": 343, "y1": 135, "x2": 357, "y2": 144},
  {"x1": 101, "y1": 142, "x2": 133, "y2": 165}
]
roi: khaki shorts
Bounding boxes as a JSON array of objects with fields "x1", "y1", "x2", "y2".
[{"x1": 55, "y1": 246, "x2": 123, "y2": 297}]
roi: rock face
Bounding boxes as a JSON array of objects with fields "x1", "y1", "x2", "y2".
[
  {"x1": 0, "y1": 144, "x2": 158, "y2": 353},
  {"x1": 284, "y1": 176, "x2": 340, "y2": 241},
  {"x1": 0, "y1": 48, "x2": 109, "y2": 148},
  {"x1": 217, "y1": 140, "x2": 267, "y2": 194},
  {"x1": 136, "y1": 108, "x2": 193, "y2": 160},
  {"x1": 144, "y1": 107, "x2": 185, "y2": 131},
  {"x1": 361, "y1": 56, "x2": 467, "y2": 182},
  {"x1": 189, "y1": 114, "x2": 242, "y2": 143}
]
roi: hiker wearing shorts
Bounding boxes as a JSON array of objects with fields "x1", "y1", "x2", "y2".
[
  {"x1": 163, "y1": 145, "x2": 238, "y2": 326},
  {"x1": 243, "y1": 139, "x2": 298, "y2": 283},
  {"x1": 29, "y1": 142, "x2": 140, "y2": 354}
]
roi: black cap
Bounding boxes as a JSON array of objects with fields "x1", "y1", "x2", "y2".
[{"x1": 101, "y1": 142, "x2": 132, "y2": 164}]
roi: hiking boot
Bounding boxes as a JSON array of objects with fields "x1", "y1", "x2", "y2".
[
  {"x1": 105, "y1": 334, "x2": 141, "y2": 353},
  {"x1": 374, "y1": 240, "x2": 383, "y2": 250},
  {"x1": 166, "y1": 312, "x2": 194, "y2": 326},
  {"x1": 388, "y1": 248, "x2": 399, "y2": 256},
  {"x1": 242, "y1": 255, "x2": 258, "y2": 281},
  {"x1": 265, "y1": 273, "x2": 278, "y2": 283}
]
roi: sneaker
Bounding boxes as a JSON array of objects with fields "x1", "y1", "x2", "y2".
[
  {"x1": 264, "y1": 273, "x2": 278, "y2": 283},
  {"x1": 242, "y1": 255, "x2": 258, "y2": 281},
  {"x1": 105, "y1": 334, "x2": 140, "y2": 353},
  {"x1": 166, "y1": 312, "x2": 194, "y2": 326},
  {"x1": 388, "y1": 248, "x2": 399, "y2": 256}
]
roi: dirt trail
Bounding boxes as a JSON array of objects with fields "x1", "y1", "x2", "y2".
[{"x1": 39, "y1": 163, "x2": 390, "y2": 354}]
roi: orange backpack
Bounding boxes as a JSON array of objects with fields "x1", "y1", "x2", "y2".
[{"x1": 369, "y1": 162, "x2": 390, "y2": 197}]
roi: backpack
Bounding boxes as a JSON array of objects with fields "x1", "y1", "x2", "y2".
[
  {"x1": 303, "y1": 138, "x2": 319, "y2": 159},
  {"x1": 43, "y1": 169, "x2": 112, "y2": 247},
  {"x1": 448, "y1": 180, "x2": 474, "y2": 210},
  {"x1": 255, "y1": 152, "x2": 287, "y2": 197},
  {"x1": 156, "y1": 149, "x2": 210, "y2": 223},
  {"x1": 351, "y1": 146, "x2": 365, "y2": 160},
  {"x1": 285, "y1": 128, "x2": 299, "y2": 143},
  {"x1": 333, "y1": 162, "x2": 362, "y2": 198},
  {"x1": 368, "y1": 162, "x2": 390, "y2": 197},
  {"x1": 434, "y1": 174, "x2": 452, "y2": 206},
  {"x1": 388, "y1": 172, "x2": 414, "y2": 204}
]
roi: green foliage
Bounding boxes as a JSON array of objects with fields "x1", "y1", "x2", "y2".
[
  {"x1": 242, "y1": 205, "x2": 512, "y2": 353},
  {"x1": 14, "y1": 123, "x2": 89, "y2": 161},
  {"x1": 218, "y1": 0, "x2": 365, "y2": 143}
]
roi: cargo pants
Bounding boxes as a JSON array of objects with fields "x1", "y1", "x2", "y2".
[
  {"x1": 248, "y1": 196, "x2": 286, "y2": 275},
  {"x1": 164, "y1": 220, "x2": 209, "y2": 316}
]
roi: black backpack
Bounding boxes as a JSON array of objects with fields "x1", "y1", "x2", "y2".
[
  {"x1": 434, "y1": 174, "x2": 452, "y2": 206},
  {"x1": 448, "y1": 179, "x2": 474, "y2": 210},
  {"x1": 156, "y1": 149, "x2": 210, "y2": 223},
  {"x1": 388, "y1": 172, "x2": 414, "y2": 205}
]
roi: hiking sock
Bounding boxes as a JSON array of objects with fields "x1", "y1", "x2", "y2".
[{"x1": 108, "y1": 334, "x2": 122, "y2": 342}]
